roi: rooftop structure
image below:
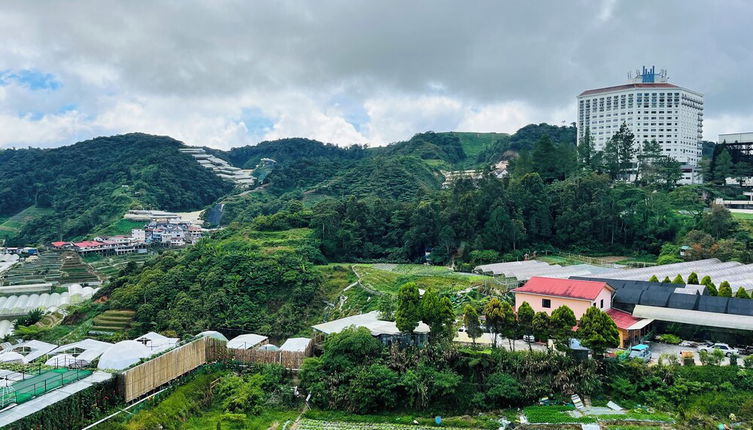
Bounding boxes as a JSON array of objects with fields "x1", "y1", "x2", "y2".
[
  {"x1": 280, "y1": 337, "x2": 312, "y2": 353},
  {"x1": 97, "y1": 340, "x2": 153, "y2": 371}
]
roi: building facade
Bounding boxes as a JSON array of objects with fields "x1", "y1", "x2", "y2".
[{"x1": 577, "y1": 66, "x2": 704, "y2": 166}]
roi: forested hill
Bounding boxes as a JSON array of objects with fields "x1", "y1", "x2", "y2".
[{"x1": 0, "y1": 133, "x2": 232, "y2": 245}]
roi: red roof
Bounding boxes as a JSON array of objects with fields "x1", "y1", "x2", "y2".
[
  {"x1": 74, "y1": 241, "x2": 103, "y2": 248},
  {"x1": 578, "y1": 82, "x2": 679, "y2": 97},
  {"x1": 513, "y1": 277, "x2": 613, "y2": 301},
  {"x1": 51, "y1": 241, "x2": 69, "y2": 247},
  {"x1": 606, "y1": 308, "x2": 640, "y2": 330}
]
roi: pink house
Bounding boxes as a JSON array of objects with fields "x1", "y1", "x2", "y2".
[{"x1": 512, "y1": 277, "x2": 615, "y2": 319}]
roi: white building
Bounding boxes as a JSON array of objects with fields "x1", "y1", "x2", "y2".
[
  {"x1": 131, "y1": 229, "x2": 146, "y2": 243},
  {"x1": 577, "y1": 66, "x2": 704, "y2": 166}
]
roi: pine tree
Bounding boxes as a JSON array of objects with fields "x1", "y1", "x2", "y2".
[
  {"x1": 517, "y1": 302, "x2": 535, "y2": 350},
  {"x1": 706, "y1": 282, "x2": 718, "y2": 296},
  {"x1": 672, "y1": 274, "x2": 685, "y2": 285},
  {"x1": 532, "y1": 312, "x2": 551, "y2": 349},
  {"x1": 484, "y1": 298, "x2": 505, "y2": 348},
  {"x1": 735, "y1": 287, "x2": 750, "y2": 299},
  {"x1": 550, "y1": 305, "x2": 577, "y2": 351},
  {"x1": 687, "y1": 272, "x2": 699, "y2": 284},
  {"x1": 648, "y1": 275, "x2": 659, "y2": 283},
  {"x1": 662, "y1": 276, "x2": 671, "y2": 283},
  {"x1": 718, "y1": 281, "x2": 733, "y2": 297},
  {"x1": 578, "y1": 127, "x2": 595, "y2": 169}
]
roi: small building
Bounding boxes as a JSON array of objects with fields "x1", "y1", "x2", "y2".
[
  {"x1": 512, "y1": 277, "x2": 615, "y2": 318},
  {"x1": 280, "y1": 337, "x2": 312, "y2": 354},
  {"x1": 606, "y1": 308, "x2": 653, "y2": 348},
  {"x1": 312, "y1": 311, "x2": 430, "y2": 345}
]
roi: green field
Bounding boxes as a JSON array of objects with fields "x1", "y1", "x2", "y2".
[
  {"x1": 87, "y1": 252, "x2": 154, "y2": 278},
  {"x1": 0, "y1": 206, "x2": 54, "y2": 240},
  {"x1": 91, "y1": 309, "x2": 135, "y2": 333},
  {"x1": 92, "y1": 218, "x2": 146, "y2": 236},
  {"x1": 449, "y1": 131, "x2": 509, "y2": 163},
  {"x1": 353, "y1": 263, "x2": 489, "y2": 295},
  {"x1": 731, "y1": 211, "x2": 753, "y2": 220}
]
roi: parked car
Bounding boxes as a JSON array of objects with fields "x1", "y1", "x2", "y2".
[
  {"x1": 628, "y1": 344, "x2": 651, "y2": 362},
  {"x1": 522, "y1": 334, "x2": 535, "y2": 343},
  {"x1": 698, "y1": 343, "x2": 739, "y2": 357}
]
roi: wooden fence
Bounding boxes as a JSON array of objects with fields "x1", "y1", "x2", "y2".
[
  {"x1": 119, "y1": 336, "x2": 312, "y2": 402},
  {"x1": 119, "y1": 337, "x2": 221, "y2": 402}
]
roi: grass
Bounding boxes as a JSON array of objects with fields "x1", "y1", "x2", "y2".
[
  {"x1": 92, "y1": 218, "x2": 146, "y2": 236},
  {"x1": 87, "y1": 252, "x2": 154, "y2": 278},
  {"x1": 524, "y1": 405, "x2": 596, "y2": 424},
  {"x1": 600, "y1": 411, "x2": 673, "y2": 422},
  {"x1": 0, "y1": 206, "x2": 54, "y2": 240},
  {"x1": 731, "y1": 212, "x2": 753, "y2": 220},
  {"x1": 184, "y1": 408, "x2": 299, "y2": 430},
  {"x1": 450, "y1": 131, "x2": 509, "y2": 165},
  {"x1": 303, "y1": 409, "x2": 499, "y2": 429},
  {"x1": 353, "y1": 264, "x2": 489, "y2": 296}
]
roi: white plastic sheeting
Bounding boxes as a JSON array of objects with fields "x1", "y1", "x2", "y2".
[
  {"x1": 0, "y1": 320, "x2": 12, "y2": 338},
  {"x1": 134, "y1": 332, "x2": 179, "y2": 354},
  {"x1": 49, "y1": 339, "x2": 112, "y2": 364},
  {"x1": 197, "y1": 331, "x2": 228, "y2": 341},
  {"x1": 0, "y1": 288, "x2": 98, "y2": 317},
  {"x1": 227, "y1": 334, "x2": 267, "y2": 350},
  {"x1": 2, "y1": 340, "x2": 56, "y2": 363},
  {"x1": 45, "y1": 354, "x2": 88, "y2": 368},
  {"x1": 97, "y1": 340, "x2": 152, "y2": 370}
]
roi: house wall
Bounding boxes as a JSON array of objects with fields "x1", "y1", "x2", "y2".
[{"x1": 514, "y1": 293, "x2": 592, "y2": 319}]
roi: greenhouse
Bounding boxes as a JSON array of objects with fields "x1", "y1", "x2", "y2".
[
  {"x1": 227, "y1": 334, "x2": 268, "y2": 350},
  {"x1": 0, "y1": 340, "x2": 56, "y2": 364},
  {"x1": 48, "y1": 339, "x2": 113, "y2": 366},
  {"x1": 135, "y1": 331, "x2": 179, "y2": 354},
  {"x1": 196, "y1": 330, "x2": 228, "y2": 341},
  {"x1": 97, "y1": 340, "x2": 152, "y2": 370}
]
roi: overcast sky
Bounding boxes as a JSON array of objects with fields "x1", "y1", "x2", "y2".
[{"x1": 1, "y1": 0, "x2": 752, "y2": 149}]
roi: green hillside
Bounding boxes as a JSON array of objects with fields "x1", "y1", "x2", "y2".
[{"x1": 0, "y1": 133, "x2": 233, "y2": 245}]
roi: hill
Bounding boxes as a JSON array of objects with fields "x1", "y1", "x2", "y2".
[{"x1": 0, "y1": 133, "x2": 233, "y2": 245}]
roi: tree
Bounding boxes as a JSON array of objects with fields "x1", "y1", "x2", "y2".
[
  {"x1": 705, "y1": 282, "x2": 718, "y2": 296},
  {"x1": 395, "y1": 282, "x2": 421, "y2": 334},
  {"x1": 718, "y1": 281, "x2": 733, "y2": 297},
  {"x1": 532, "y1": 311, "x2": 551, "y2": 349},
  {"x1": 687, "y1": 272, "x2": 699, "y2": 284},
  {"x1": 576, "y1": 307, "x2": 620, "y2": 357},
  {"x1": 662, "y1": 276, "x2": 671, "y2": 284},
  {"x1": 648, "y1": 275, "x2": 659, "y2": 283},
  {"x1": 701, "y1": 275, "x2": 711, "y2": 285},
  {"x1": 517, "y1": 302, "x2": 535, "y2": 350},
  {"x1": 420, "y1": 288, "x2": 443, "y2": 336},
  {"x1": 702, "y1": 204, "x2": 735, "y2": 239},
  {"x1": 499, "y1": 301, "x2": 518, "y2": 350},
  {"x1": 736, "y1": 287, "x2": 750, "y2": 299},
  {"x1": 714, "y1": 148, "x2": 733, "y2": 184},
  {"x1": 463, "y1": 304, "x2": 483, "y2": 344},
  {"x1": 485, "y1": 372, "x2": 524, "y2": 407},
  {"x1": 550, "y1": 305, "x2": 577, "y2": 351},
  {"x1": 378, "y1": 295, "x2": 396, "y2": 321},
  {"x1": 672, "y1": 274, "x2": 685, "y2": 285},
  {"x1": 484, "y1": 298, "x2": 508, "y2": 348},
  {"x1": 577, "y1": 127, "x2": 595, "y2": 169},
  {"x1": 604, "y1": 123, "x2": 636, "y2": 181}
]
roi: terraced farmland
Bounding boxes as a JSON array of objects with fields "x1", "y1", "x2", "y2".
[
  {"x1": 87, "y1": 253, "x2": 154, "y2": 279},
  {"x1": 298, "y1": 419, "x2": 477, "y2": 430},
  {"x1": 91, "y1": 309, "x2": 135, "y2": 333},
  {"x1": 353, "y1": 264, "x2": 489, "y2": 295},
  {"x1": 59, "y1": 253, "x2": 99, "y2": 284},
  {"x1": 0, "y1": 252, "x2": 62, "y2": 285}
]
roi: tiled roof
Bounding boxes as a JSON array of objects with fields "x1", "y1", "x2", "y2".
[
  {"x1": 606, "y1": 308, "x2": 641, "y2": 330},
  {"x1": 513, "y1": 277, "x2": 612, "y2": 301}
]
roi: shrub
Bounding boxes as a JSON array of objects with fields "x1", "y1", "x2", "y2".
[
  {"x1": 744, "y1": 355, "x2": 753, "y2": 369},
  {"x1": 661, "y1": 276, "x2": 671, "y2": 283},
  {"x1": 657, "y1": 334, "x2": 681, "y2": 345},
  {"x1": 671, "y1": 274, "x2": 685, "y2": 285},
  {"x1": 648, "y1": 275, "x2": 659, "y2": 283}
]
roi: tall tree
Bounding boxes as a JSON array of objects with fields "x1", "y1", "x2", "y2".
[
  {"x1": 576, "y1": 307, "x2": 620, "y2": 357},
  {"x1": 550, "y1": 305, "x2": 577, "y2": 351},
  {"x1": 483, "y1": 298, "x2": 505, "y2": 348},
  {"x1": 532, "y1": 311, "x2": 551, "y2": 350},
  {"x1": 517, "y1": 302, "x2": 535, "y2": 351},
  {"x1": 714, "y1": 148, "x2": 733, "y2": 184},
  {"x1": 718, "y1": 281, "x2": 733, "y2": 297},
  {"x1": 577, "y1": 127, "x2": 595, "y2": 169},
  {"x1": 735, "y1": 287, "x2": 750, "y2": 299},
  {"x1": 395, "y1": 282, "x2": 421, "y2": 334},
  {"x1": 463, "y1": 304, "x2": 483, "y2": 344}
]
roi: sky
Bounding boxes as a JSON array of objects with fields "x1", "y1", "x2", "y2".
[{"x1": 1, "y1": 0, "x2": 752, "y2": 150}]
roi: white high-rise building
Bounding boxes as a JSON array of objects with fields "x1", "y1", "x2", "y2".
[{"x1": 577, "y1": 66, "x2": 704, "y2": 166}]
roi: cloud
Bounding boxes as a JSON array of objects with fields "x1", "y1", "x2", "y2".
[{"x1": 0, "y1": 1, "x2": 751, "y2": 148}]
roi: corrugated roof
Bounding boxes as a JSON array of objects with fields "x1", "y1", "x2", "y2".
[
  {"x1": 633, "y1": 304, "x2": 753, "y2": 330},
  {"x1": 280, "y1": 337, "x2": 311, "y2": 352},
  {"x1": 513, "y1": 277, "x2": 612, "y2": 301},
  {"x1": 312, "y1": 311, "x2": 430, "y2": 335}
]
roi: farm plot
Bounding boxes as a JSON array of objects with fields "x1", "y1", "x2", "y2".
[
  {"x1": 353, "y1": 264, "x2": 489, "y2": 295},
  {"x1": 59, "y1": 253, "x2": 99, "y2": 284},
  {"x1": 87, "y1": 253, "x2": 153, "y2": 279},
  {"x1": 297, "y1": 419, "x2": 479, "y2": 430},
  {"x1": 1, "y1": 252, "x2": 62, "y2": 285},
  {"x1": 91, "y1": 309, "x2": 135, "y2": 333}
]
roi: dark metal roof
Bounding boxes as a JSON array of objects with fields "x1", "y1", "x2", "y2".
[
  {"x1": 667, "y1": 292, "x2": 699, "y2": 310},
  {"x1": 571, "y1": 277, "x2": 676, "y2": 290},
  {"x1": 639, "y1": 287, "x2": 673, "y2": 307},
  {"x1": 613, "y1": 287, "x2": 646, "y2": 305},
  {"x1": 697, "y1": 296, "x2": 730, "y2": 313},
  {"x1": 727, "y1": 298, "x2": 753, "y2": 316}
]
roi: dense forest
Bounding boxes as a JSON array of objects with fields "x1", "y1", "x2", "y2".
[
  {"x1": 101, "y1": 225, "x2": 325, "y2": 338},
  {"x1": 0, "y1": 134, "x2": 232, "y2": 245}
]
